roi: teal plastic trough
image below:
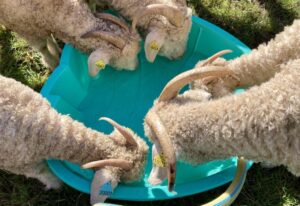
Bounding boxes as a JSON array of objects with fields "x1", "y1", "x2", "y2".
[{"x1": 41, "y1": 16, "x2": 252, "y2": 201}]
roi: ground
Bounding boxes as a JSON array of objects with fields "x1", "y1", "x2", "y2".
[{"x1": 0, "y1": 0, "x2": 300, "y2": 205}]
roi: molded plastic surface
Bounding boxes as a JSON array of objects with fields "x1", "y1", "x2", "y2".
[{"x1": 41, "y1": 16, "x2": 252, "y2": 201}]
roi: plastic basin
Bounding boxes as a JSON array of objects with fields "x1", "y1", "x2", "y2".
[{"x1": 41, "y1": 16, "x2": 252, "y2": 201}]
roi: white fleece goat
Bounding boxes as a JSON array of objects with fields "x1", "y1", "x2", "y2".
[
  {"x1": 191, "y1": 19, "x2": 300, "y2": 98},
  {"x1": 0, "y1": 0, "x2": 141, "y2": 76},
  {"x1": 99, "y1": 0, "x2": 192, "y2": 62},
  {"x1": 143, "y1": 19, "x2": 300, "y2": 192},
  {"x1": 0, "y1": 74, "x2": 148, "y2": 205}
]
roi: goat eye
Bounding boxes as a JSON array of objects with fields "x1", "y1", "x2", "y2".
[
  {"x1": 95, "y1": 60, "x2": 106, "y2": 70},
  {"x1": 150, "y1": 41, "x2": 159, "y2": 51}
]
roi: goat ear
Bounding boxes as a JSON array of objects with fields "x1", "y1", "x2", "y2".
[
  {"x1": 46, "y1": 35, "x2": 61, "y2": 61},
  {"x1": 90, "y1": 169, "x2": 118, "y2": 205},
  {"x1": 148, "y1": 144, "x2": 168, "y2": 185},
  {"x1": 88, "y1": 49, "x2": 111, "y2": 77},
  {"x1": 144, "y1": 29, "x2": 166, "y2": 63}
]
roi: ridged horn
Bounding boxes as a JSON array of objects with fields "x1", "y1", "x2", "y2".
[
  {"x1": 131, "y1": 4, "x2": 185, "y2": 32},
  {"x1": 200, "y1": 50, "x2": 232, "y2": 66},
  {"x1": 158, "y1": 66, "x2": 234, "y2": 102},
  {"x1": 81, "y1": 30, "x2": 126, "y2": 49},
  {"x1": 95, "y1": 13, "x2": 130, "y2": 32},
  {"x1": 82, "y1": 159, "x2": 132, "y2": 170},
  {"x1": 100, "y1": 117, "x2": 138, "y2": 147}
]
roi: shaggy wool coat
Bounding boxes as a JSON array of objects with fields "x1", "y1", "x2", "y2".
[
  {"x1": 144, "y1": 19, "x2": 300, "y2": 182},
  {"x1": 0, "y1": 74, "x2": 148, "y2": 189}
]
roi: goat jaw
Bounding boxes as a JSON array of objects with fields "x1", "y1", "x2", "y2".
[{"x1": 145, "y1": 29, "x2": 166, "y2": 62}]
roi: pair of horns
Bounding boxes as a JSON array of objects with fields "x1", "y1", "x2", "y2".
[
  {"x1": 146, "y1": 50, "x2": 234, "y2": 191},
  {"x1": 131, "y1": 4, "x2": 185, "y2": 32},
  {"x1": 82, "y1": 117, "x2": 137, "y2": 170},
  {"x1": 82, "y1": 30, "x2": 126, "y2": 49},
  {"x1": 82, "y1": 4, "x2": 185, "y2": 51},
  {"x1": 159, "y1": 50, "x2": 233, "y2": 102},
  {"x1": 95, "y1": 13, "x2": 130, "y2": 32},
  {"x1": 81, "y1": 13, "x2": 129, "y2": 49}
]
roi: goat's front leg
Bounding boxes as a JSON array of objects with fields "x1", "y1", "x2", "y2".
[{"x1": 192, "y1": 19, "x2": 300, "y2": 98}]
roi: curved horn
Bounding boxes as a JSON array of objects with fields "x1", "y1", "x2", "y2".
[
  {"x1": 200, "y1": 50, "x2": 232, "y2": 66},
  {"x1": 131, "y1": 4, "x2": 185, "y2": 32},
  {"x1": 158, "y1": 66, "x2": 234, "y2": 102},
  {"x1": 100, "y1": 117, "x2": 138, "y2": 147},
  {"x1": 82, "y1": 159, "x2": 132, "y2": 170},
  {"x1": 145, "y1": 111, "x2": 176, "y2": 192},
  {"x1": 95, "y1": 13, "x2": 130, "y2": 32},
  {"x1": 81, "y1": 31, "x2": 126, "y2": 49}
]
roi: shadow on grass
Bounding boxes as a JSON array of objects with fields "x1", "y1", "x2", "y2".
[
  {"x1": 1, "y1": 165, "x2": 294, "y2": 206},
  {"x1": 0, "y1": 170, "x2": 90, "y2": 206},
  {"x1": 109, "y1": 165, "x2": 300, "y2": 206},
  {"x1": 0, "y1": 29, "x2": 20, "y2": 77},
  {"x1": 188, "y1": 0, "x2": 299, "y2": 48},
  {"x1": 0, "y1": 27, "x2": 48, "y2": 91},
  {"x1": 257, "y1": 0, "x2": 299, "y2": 32}
]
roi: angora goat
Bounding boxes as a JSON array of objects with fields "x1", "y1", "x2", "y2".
[
  {"x1": 191, "y1": 19, "x2": 300, "y2": 98},
  {"x1": 99, "y1": 0, "x2": 192, "y2": 62},
  {"x1": 143, "y1": 19, "x2": 300, "y2": 193},
  {"x1": 0, "y1": 74, "x2": 148, "y2": 205},
  {"x1": 0, "y1": 0, "x2": 141, "y2": 76}
]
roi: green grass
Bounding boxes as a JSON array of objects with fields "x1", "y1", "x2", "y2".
[
  {"x1": 0, "y1": 26, "x2": 48, "y2": 91},
  {"x1": 0, "y1": 0, "x2": 299, "y2": 205},
  {"x1": 188, "y1": 0, "x2": 300, "y2": 48}
]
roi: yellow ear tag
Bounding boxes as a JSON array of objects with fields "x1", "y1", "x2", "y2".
[
  {"x1": 153, "y1": 153, "x2": 166, "y2": 168},
  {"x1": 95, "y1": 60, "x2": 106, "y2": 70},
  {"x1": 150, "y1": 41, "x2": 159, "y2": 51}
]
